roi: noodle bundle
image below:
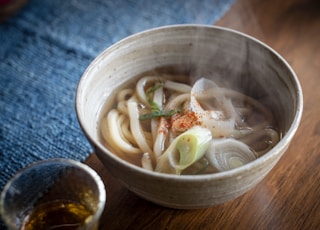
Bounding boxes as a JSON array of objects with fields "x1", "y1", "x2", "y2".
[{"x1": 100, "y1": 76, "x2": 280, "y2": 175}]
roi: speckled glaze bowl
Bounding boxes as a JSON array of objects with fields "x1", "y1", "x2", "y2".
[{"x1": 76, "y1": 25, "x2": 303, "y2": 209}]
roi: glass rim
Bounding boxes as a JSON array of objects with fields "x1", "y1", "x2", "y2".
[{"x1": 0, "y1": 158, "x2": 106, "y2": 229}]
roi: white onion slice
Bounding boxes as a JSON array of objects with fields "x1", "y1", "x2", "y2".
[
  {"x1": 136, "y1": 76, "x2": 164, "y2": 106},
  {"x1": 190, "y1": 78, "x2": 235, "y2": 137},
  {"x1": 205, "y1": 138, "x2": 257, "y2": 172}
]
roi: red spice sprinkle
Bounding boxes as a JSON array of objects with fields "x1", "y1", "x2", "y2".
[{"x1": 171, "y1": 110, "x2": 201, "y2": 133}]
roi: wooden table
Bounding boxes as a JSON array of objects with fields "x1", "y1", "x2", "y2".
[{"x1": 85, "y1": 0, "x2": 320, "y2": 229}]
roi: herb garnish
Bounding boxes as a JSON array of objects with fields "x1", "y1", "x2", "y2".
[{"x1": 139, "y1": 81, "x2": 177, "y2": 120}]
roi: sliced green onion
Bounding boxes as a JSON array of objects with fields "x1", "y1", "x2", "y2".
[{"x1": 155, "y1": 126, "x2": 212, "y2": 175}]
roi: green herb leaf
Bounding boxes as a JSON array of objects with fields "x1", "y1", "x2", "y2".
[
  {"x1": 139, "y1": 109, "x2": 177, "y2": 121},
  {"x1": 139, "y1": 81, "x2": 178, "y2": 120},
  {"x1": 146, "y1": 81, "x2": 163, "y2": 111}
]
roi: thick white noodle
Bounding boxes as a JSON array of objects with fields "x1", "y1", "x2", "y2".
[
  {"x1": 102, "y1": 117, "x2": 141, "y2": 166},
  {"x1": 136, "y1": 76, "x2": 164, "y2": 107},
  {"x1": 117, "y1": 101, "x2": 128, "y2": 115},
  {"x1": 106, "y1": 109, "x2": 142, "y2": 154},
  {"x1": 127, "y1": 97, "x2": 155, "y2": 163},
  {"x1": 118, "y1": 114, "x2": 136, "y2": 144},
  {"x1": 117, "y1": 88, "x2": 134, "y2": 101},
  {"x1": 151, "y1": 86, "x2": 168, "y2": 158},
  {"x1": 151, "y1": 85, "x2": 164, "y2": 140},
  {"x1": 153, "y1": 117, "x2": 168, "y2": 159},
  {"x1": 116, "y1": 89, "x2": 133, "y2": 115},
  {"x1": 163, "y1": 80, "x2": 192, "y2": 93},
  {"x1": 153, "y1": 84, "x2": 163, "y2": 107},
  {"x1": 165, "y1": 93, "x2": 190, "y2": 110},
  {"x1": 141, "y1": 153, "x2": 154, "y2": 171},
  {"x1": 144, "y1": 131, "x2": 153, "y2": 148},
  {"x1": 151, "y1": 119, "x2": 158, "y2": 142},
  {"x1": 100, "y1": 116, "x2": 113, "y2": 148}
]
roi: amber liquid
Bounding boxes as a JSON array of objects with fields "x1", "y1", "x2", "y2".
[{"x1": 20, "y1": 200, "x2": 93, "y2": 230}]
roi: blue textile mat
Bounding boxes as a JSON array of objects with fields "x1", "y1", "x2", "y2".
[{"x1": 0, "y1": 0, "x2": 233, "y2": 209}]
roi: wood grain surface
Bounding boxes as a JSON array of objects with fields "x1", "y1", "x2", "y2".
[{"x1": 85, "y1": 0, "x2": 320, "y2": 229}]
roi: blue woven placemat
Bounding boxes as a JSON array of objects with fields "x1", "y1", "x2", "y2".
[{"x1": 0, "y1": 0, "x2": 234, "y2": 221}]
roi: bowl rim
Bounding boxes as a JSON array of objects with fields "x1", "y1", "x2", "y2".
[{"x1": 75, "y1": 24, "x2": 303, "y2": 181}]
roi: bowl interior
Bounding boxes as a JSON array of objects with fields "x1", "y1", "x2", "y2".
[{"x1": 75, "y1": 25, "x2": 303, "y2": 208}]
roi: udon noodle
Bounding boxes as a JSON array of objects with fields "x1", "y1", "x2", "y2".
[{"x1": 100, "y1": 75, "x2": 281, "y2": 175}]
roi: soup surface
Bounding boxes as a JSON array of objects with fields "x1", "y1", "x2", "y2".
[{"x1": 99, "y1": 73, "x2": 280, "y2": 175}]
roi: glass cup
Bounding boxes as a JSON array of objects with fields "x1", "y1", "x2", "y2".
[{"x1": 0, "y1": 158, "x2": 106, "y2": 230}]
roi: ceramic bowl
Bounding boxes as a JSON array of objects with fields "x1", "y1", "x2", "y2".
[{"x1": 76, "y1": 25, "x2": 303, "y2": 209}]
